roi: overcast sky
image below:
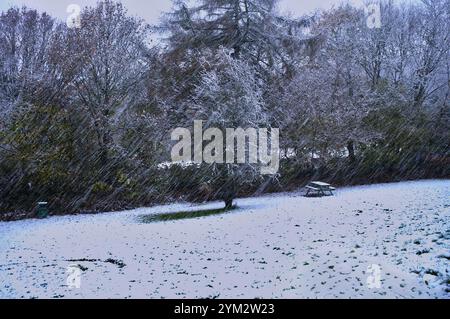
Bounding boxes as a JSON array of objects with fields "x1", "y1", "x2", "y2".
[{"x1": 0, "y1": 0, "x2": 370, "y2": 24}]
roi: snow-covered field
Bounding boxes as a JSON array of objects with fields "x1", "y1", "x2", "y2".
[{"x1": 1, "y1": 180, "x2": 449, "y2": 299}]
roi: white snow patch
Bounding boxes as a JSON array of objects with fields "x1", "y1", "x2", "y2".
[{"x1": 0, "y1": 180, "x2": 449, "y2": 299}]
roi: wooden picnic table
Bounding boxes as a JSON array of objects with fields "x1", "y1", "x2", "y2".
[{"x1": 305, "y1": 181, "x2": 336, "y2": 196}]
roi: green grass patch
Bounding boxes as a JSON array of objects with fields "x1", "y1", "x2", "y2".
[{"x1": 139, "y1": 206, "x2": 238, "y2": 223}]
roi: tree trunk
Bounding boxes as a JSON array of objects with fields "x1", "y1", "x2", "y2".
[
  {"x1": 223, "y1": 185, "x2": 235, "y2": 210},
  {"x1": 347, "y1": 140, "x2": 356, "y2": 163},
  {"x1": 224, "y1": 197, "x2": 234, "y2": 210}
]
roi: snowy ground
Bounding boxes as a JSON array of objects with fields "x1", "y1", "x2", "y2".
[{"x1": 0, "y1": 180, "x2": 449, "y2": 299}]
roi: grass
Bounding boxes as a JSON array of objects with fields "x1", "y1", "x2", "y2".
[{"x1": 139, "y1": 205, "x2": 238, "y2": 224}]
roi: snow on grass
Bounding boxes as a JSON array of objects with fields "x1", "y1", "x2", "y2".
[{"x1": 0, "y1": 180, "x2": 449, "y2": 299}]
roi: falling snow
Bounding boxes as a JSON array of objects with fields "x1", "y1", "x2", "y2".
[{"x1": 1, "y1": 180, "x2": 448, "y2": 299}]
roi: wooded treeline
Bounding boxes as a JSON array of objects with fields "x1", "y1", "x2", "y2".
[{"x1": 0, "y1": 0, "x2": 448, "y2": 219}]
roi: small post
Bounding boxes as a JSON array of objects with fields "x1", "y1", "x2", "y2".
[{"x1": 36, "y1": 202, "x2": 49, "y2": 219}]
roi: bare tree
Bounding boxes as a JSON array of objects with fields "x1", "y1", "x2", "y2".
[{"x1": 67, "y1": 0, "x2": 150, "y2": 164}]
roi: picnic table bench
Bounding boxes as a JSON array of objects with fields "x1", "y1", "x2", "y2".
[{"x1": 305, "y1": 181, "x2": 336, "y2": 197}]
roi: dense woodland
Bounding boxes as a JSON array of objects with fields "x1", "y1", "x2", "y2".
[{"x1": 0, "y1": 0, "x2": 449, "y2": 219}]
